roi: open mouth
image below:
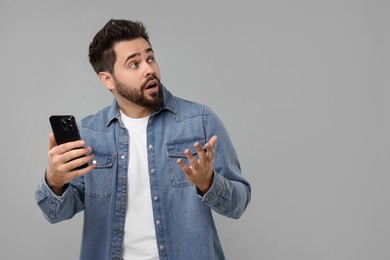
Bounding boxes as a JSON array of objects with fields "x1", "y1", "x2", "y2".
[{"x1": 145, "y1": 79, "x2": 159, "y2": 90}]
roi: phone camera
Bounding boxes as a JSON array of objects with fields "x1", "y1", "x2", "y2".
[{"x1": 60, "y1": 117, "x2": 75, "y2": 132}]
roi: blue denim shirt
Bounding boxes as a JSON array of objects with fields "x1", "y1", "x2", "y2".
[{"x1": 35, "y1": 87, "x2": 251, "y2": 260}]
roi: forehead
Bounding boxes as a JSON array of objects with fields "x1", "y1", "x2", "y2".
[{"x1": 113, "y1": 38, "x2": 152, "y2": 60}]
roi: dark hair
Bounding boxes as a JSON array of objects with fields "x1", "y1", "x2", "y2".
[{"x1": 88, "y1": 19, "x2": 150, "y2": 74}]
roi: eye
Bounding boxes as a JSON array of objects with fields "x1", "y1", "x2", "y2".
[
  {"x1": 129, "y1": 62, "x2": 138, "y2": 69},
  {"x1": 147, "y1": 56, "x2": 155, "y2": 63}
]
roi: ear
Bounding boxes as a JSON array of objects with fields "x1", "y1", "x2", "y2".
[{"x1": 98, "y1": 71, "x2": 116, "y2": 91}]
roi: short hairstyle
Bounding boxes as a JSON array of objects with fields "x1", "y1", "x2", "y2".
[{"x1": 88, "y1": 19, "x2": 150, "y2": 74}]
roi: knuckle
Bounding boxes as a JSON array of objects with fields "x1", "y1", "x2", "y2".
[
  {"x1": 48, "y1": 149, "x2": 56, "y2": 158},
  {"x1": 57, "y1": 163, "x2": 67, "y2": 173}
]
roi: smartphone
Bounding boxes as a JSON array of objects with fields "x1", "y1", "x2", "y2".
[{"x1": 49, "y1": 115, "x2": 88, "y2": 169}]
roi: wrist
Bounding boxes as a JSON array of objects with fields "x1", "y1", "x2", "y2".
[
  {"x1": 197, "y1": 171, "x2": 214, "y2": 195},
  {"x1": 45, "y1": 170, "x2": 67, "y2": 196}
]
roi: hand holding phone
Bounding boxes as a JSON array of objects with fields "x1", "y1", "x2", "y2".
[
  {"x1": 49, "y1": 115, "x2": 89, "y2": 169},
  {"x1": 47, "y1": 115, "x2": 95, "y2": 195}
]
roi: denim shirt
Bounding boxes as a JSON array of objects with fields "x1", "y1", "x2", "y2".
[{"x1": 35, "y1": 87, "x2": 251, "y2": 260}]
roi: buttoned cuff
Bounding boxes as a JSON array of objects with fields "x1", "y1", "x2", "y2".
[{"x1": 199, "y1": 171, "x2": 225, "y2": 206}]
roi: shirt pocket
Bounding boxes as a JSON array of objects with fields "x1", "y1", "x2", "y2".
[
  {"x1": 166, "y1": 136, "x2": 206, "y2": 188},
  {"x1": 85, "y1": 152, "x2": 116, "y2": 199}
]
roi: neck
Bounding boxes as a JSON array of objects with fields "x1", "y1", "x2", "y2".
[{"x1": 116, "y1": 96, "x2": 152, "y2": 119}]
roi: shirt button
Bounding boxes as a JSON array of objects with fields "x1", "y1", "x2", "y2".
[
  {"x1": 156, "y1": 220, "x2": 160, "y2": 225},
  {"x1": 159, "y1": 245, "x2": 164, "y2": 250},
  {"x1": 148, "y1": 144, "x2": 153, "y2": 149},
  {"x1": 150, "y1": 169, "x2": 155, "y2": 173},
  {"x1": 153, "y1": 196, "x2": 158, "y2": 201},
  {"x1": 121, "y1": 155, "x2": 126, "y2": 159}
]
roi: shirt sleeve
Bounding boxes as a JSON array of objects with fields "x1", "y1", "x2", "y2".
[
  {"x1": 35, "y1": 173, "x2": 84, "y2": 223},
  {"x1": 200, "y1": 108, "x2": 251, "y2": 219}
]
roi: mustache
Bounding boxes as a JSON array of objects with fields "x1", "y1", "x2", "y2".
[{"x1": 141, "y1": 75, "x2": 161, "y2": 91}]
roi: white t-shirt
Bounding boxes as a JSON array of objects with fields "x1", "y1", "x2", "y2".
[{"x1": 121, "y1": 111, "x2": 159, "y2": 260}]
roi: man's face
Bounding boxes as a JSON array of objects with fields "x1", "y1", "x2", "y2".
[{"x1": 111, "y1": 38, "x2": 162, "y2": 111}]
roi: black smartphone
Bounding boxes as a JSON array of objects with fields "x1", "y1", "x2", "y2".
[{"x1": 49, "y1": 115, "x2": 88, "y2": 169}]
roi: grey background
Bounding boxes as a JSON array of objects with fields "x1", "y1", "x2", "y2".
[{"x1": 0, "y1": 0, "x2": 389, "y2": 259}]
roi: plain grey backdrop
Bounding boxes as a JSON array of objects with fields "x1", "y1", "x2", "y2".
[{"x1": 1, "y1": 0, "x2": 389, "y2": 259}]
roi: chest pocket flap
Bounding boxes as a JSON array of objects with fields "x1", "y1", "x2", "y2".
[
  {"x1": 166, "y1": 136, "x2": 206, "y2": 158},
  {"x1": 93, "y1": 152, "x2": 116, "y2": 168}
]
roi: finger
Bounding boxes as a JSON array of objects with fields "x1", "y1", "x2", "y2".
[
  {"x1": 208, "y1": 135, "x2": 218, "y2": 148},
  {"x1": 61, "y1": 146, "x2": 92, "y2": 165},
  {"x1": 176, "y1": 158, "x2": 192, "y2": 175},
  {"x1": 205, "y1": 135, "x2": 218, "y2": 156},
  {"x1": 64, "y1": 153, "x2": 95, "y2": 173},
  {"x1": 49, "y1": 133, "x2": 57, "y2": 150},
  {"x1": 194, "y1": 142, "x2": 206, "y2": 160},
  {"x1": 55, "y1": 140, "x2": 86, "y2": 155},
  {"x1": 184, "y1": 149, "x2": 200, "y2": 170}
]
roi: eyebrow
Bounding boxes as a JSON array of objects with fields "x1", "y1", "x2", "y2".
[{"x1": 124, "y1": 47, "x2": 154, "y2": 65}]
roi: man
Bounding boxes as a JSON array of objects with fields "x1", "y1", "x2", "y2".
[{"x1": 36, "y1": 19, "x2": 251, "y2": 260}]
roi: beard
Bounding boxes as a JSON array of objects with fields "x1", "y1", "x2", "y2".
[{"x1": 113, "y1": 75, "x2": 163, "y2": 111}]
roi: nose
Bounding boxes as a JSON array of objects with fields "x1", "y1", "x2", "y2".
[{"x1": 143, "y1": 62, "x2": 156, "y2": 78}]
